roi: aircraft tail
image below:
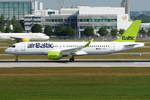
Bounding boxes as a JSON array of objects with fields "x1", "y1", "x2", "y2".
[{"x1": 114, "y1": 20, "x2": 141, "y2": 42}]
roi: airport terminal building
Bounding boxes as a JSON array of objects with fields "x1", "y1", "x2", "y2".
[
  {"x1": 24, "y1": 6, "x2": 132, "y2": 38},
  {"x1": 0, "y1": 0, "x2": 43, "y2": 20}
]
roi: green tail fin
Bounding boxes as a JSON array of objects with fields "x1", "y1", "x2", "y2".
[{"x1": 114, "y1": 20, "x2": 141, "y2": 42}]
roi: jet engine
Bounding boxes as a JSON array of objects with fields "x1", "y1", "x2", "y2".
[
  {"x1": 48, "y1": 51, "x2": 62, "y2": 60},
  {"x1": 21, "y1": 38, "x2": 30, "y2": 42}
]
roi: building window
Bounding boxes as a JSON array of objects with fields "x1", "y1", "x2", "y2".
[
  {"x1": 0, "y1": 1, "x2": 32, "y2": 20},
  {"x1": 48, "y1": 12, "x2": 55, "y2": 15}
]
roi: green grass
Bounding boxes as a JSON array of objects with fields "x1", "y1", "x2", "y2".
[
  {"x1": 0, "y1": 54, "x2": 150, "y2": 60},
  {"x1": 0, "y1": 48, "x2": 5, "y2": 53},
  {"x1": 0, "y1": 67, "x2": 150, "y2": 100}
]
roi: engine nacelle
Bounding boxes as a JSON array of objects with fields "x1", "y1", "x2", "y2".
[
  {"x1": 21, "y1": 38, "x2": 30, "y2": 42},
  {"x1": 48, "y1": 51, "x2": 62, "y2": 60}
]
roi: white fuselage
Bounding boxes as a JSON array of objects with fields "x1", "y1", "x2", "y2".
[
  {"x1": 5, "y1": 42, "x2": 144, "y2": 56},
  {"x1": 0, "y1": 33, "x2": 49, "y2": 40}
]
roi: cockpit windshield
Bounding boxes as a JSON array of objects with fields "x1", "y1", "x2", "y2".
[{"x1": 9, "y1": 45, "x2": 16, "y2": 48}]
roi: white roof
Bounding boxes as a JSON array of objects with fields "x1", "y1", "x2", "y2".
[
  {"x1": 78, "y1": 6, "x2": 125, "y2": 15},
  {"x1": 58, "y1": 6, "x2": 125, "y2": 15},
  {"x1": 59, "y1": 8, "x2": 78, "y2": 15}
]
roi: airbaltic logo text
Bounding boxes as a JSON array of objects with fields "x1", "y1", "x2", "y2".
[
  {"x1": 122, "y1": 36, "x2": 135, "y2": 40},
  {"x1": 28, "y1": 43, "x2": 54, "y2": 48}
]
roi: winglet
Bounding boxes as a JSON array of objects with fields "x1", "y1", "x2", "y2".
[
  {"x1": 83, "y1": 39, "x2": 94, "y2": 48},
  {"x1": 114, "y1": 20, "x2": 141, "y2": 42}
]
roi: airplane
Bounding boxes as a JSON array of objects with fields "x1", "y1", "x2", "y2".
[
  {"x1": 5, "y1": 20, "x2": 144, "y2": 62},
  {"x1": 0, "y1": 33, "x2": 49, "y2": 42}
]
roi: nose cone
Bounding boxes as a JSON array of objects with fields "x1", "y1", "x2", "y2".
[
  {"x1": 41, "y1": 36, "x2": 49, "y2": 40},
  {"x1": 5, "y1": 48, "x2": 12, "y2": 54},
  {"x1": 45, "y1": 36, "x2": 50, "y2": 40}
]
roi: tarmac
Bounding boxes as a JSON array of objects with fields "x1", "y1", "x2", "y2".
[{"x1": 0, "y1": 59, "x2": 150, "y2": 67}]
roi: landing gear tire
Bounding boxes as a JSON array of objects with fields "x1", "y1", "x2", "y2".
[{"x1": 69, "y1": 57, "x2": 75, "y2": 62}]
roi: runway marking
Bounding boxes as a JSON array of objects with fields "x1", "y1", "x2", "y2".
[
  {"x1": 1, "y1": 52, "x2": 150, "y2": 56},
  {"x1": 0, "y1": 60, "x2": 150, "y2": 67}
]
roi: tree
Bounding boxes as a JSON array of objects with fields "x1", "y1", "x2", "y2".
[
  {"x1": 54, "y1": 26, "x2": 64, "y2": 36},
  {"x1": 139, "y1": 28, "x2": 147, "y2": 37},
  {"x1": 11, "y1": 16, "x2": 17, "y2": 26},
  {"x1": 54, "y1": 26, "x2": 75, "y2": 37},
  {"x1": 5, "y1": 25, "x2": 12, "y2": 33},
  {"x1": 0, "y1": 15, "x2": 5, "y2": 32},
  {"x1": 83, "y1": 27, "x2": 94, "y2": 36},
  {"x1": 98, "y1": 27, "x2": 109, "y2": 36},
  {"x1": 13, "y1": 23, "x2": 24, "y2": 33},
  {"x1": 31, "y1": 24, "x2": 42, "y2": 33},
  {"x1": 63, "y1": 26, "x2": 75, "y2": 37},
  {"x1": 147, "y1": 28, "x2": 150, "y2": 37},
  {"x1": 5, "y1": 20, "x2": 12, "y2": 33},
  {"x1": 119, "y1": 29, "x2": 125, "y2": 35},
  {"x1": 111, "y1": 29, "x2": 118, "y2": 37},
  {"x1": 44, "y1": 25, "x2": 53, "y2": 36},
  {"x1": 10, "y1": 16, "x2": 17, "y2": 31}
]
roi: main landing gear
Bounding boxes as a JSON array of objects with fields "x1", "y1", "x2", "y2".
[
  {"x1": 15, "y1": 55, "x2": 19, "y2": 62},
  {"x1": 69, "y1": 56, "x2": 75, "y2": 62}
]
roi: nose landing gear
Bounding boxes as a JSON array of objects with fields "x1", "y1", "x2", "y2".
[
  {"x1": 15, "y1": 55, "x2": 19, "y2": 62},
  {"x1": 69, "y1": 56, "x2": 75, "y2": 62}
]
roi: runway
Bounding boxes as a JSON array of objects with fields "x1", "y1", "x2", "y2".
[{"x1": 0, "y1": 59, "x2": 150, "y2": 67}]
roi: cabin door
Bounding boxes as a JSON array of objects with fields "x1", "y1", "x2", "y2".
[{"x1": 21, "y1": 43, "x2": 26, "y2": 51}]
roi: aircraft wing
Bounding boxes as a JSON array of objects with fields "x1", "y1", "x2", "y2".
[
  {"x1": 10, "y1": 37, "x2": 30, "y2": 42},
  {"x1": 61, "y1": 39, "x2": 94, "y2": 56}
]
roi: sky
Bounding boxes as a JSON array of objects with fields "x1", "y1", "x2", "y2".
[{"x1": 37, "y1": 0, "x2": 150, "y2": 11}]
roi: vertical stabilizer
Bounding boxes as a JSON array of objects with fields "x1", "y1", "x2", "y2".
[{"x1": 114, "y1": 20, "x2": 141, "y2": 42}]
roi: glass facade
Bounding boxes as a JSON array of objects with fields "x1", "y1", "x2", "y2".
[
  {"x1": 77, "y1": 15, "x2": 118, "y2": 32},
  {"x1": 46, "y1": 18, "x2": 117, "y2": 23},
  {"x1": 44, "y1": 15, "x2": 78, "y2": 29},
  {"x1": 0, "y1": 1, "x2": 32, "y2": 20},
  {"x1": 24, "y1": 14, "x2": 118, "y2": 34},
  {"x1": 79, "y1": 18, "x2": 117, "y2": 22}
]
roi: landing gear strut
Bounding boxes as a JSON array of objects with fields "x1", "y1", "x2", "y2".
[
  {"x1": 15, "y1": 55, "x2": 19, "y2": 62},
  {"x1": 69, "y1": 56, "x2": 75, "y2": 62}
]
